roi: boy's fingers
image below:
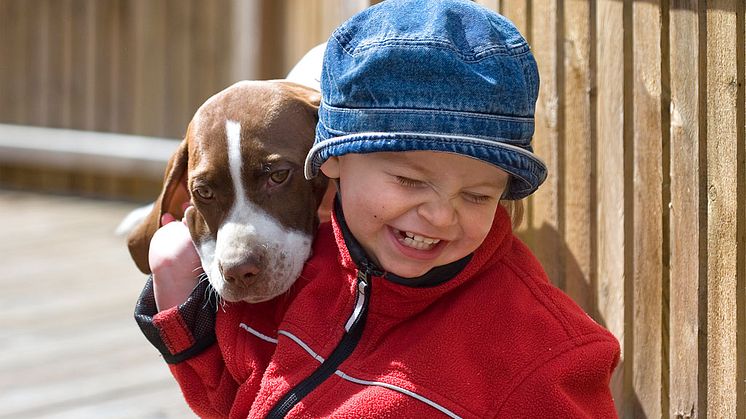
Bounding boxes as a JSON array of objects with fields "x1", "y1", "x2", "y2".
[
  {"x1": 183, "y1": 206, "x2": 194, "y2": 225},
  {"x1": 161, "y1": 213, "x2": 176, "y2": 225}
]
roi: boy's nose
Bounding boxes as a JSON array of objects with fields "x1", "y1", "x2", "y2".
[{"x1": 417, "y1": 198, "x2": 457, "y2": 228}]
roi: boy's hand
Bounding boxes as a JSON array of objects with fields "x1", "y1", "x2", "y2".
[{"x1": 149, "y1": 207, "x2": 203, "y2": 312}]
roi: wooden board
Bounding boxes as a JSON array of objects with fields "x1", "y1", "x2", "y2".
[
  {"x1": 705, "y1": 3, "x2": 740, "y2": 417},
  {"x1": 668, "y1": 1, "x2": 702, "y2": 417},
  {"x1": 632, "y1": 1, "x2": 664, "y2": 417},
  {"x1": 524, "y1": 0, "x2": 561, "y2": 291},
  {"x1": 563, "y1": 0, "x2": 593, "y2": 315},
  {"x1": 595, "y1": 0, "x2": 626, "y2": 413},
  {"x1": 0, "y1": 190, "x2": 195, "y2": 418}
]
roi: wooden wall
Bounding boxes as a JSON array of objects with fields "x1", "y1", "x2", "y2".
[
  {"x1": 476, "y1": 1, "x2": 746, "y2": 418},
  {"x1": 0, "y1": 0, "x2": 371, "y2": 139},
  {"x1": 1, "y1": 1, "x2": 745, "y2": 417}
]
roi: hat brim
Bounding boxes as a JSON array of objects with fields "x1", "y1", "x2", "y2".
[{"x1": 305, "y1": 127, "x2": 547, "y2": 200}]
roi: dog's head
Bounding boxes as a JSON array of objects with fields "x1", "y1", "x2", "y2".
[{"x1": 127, "y1": 80, "x2": 327, "y2": 303}]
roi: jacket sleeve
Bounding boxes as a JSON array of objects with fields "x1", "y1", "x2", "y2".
[
  {"x1": 494, "y1": 336, "x2": 621, "y2": 419},
  {"x1": 134, "y1": 276, "x2": 238, "y2": 418}
]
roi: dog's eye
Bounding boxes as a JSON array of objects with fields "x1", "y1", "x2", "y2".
[
  {"x1": 269, "y1": 169, "x2": 290, "y2": 185},
  {"x1": 194, "y1": 186, "x2": 214, "y2": 200}
]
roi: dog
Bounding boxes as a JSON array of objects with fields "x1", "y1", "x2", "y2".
[{"x1": 125, "y1": 80, "x2": 328, "y2": 303}]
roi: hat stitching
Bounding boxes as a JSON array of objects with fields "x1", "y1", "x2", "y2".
[
  {"x1": 321, "y1": 102, "x2": 534, "y2": 124},
  {"x1": 311, "y1": 132, "x2": 546, "y2": 173},
  {"x1": 308, "y1": 140, "x2": 537, "y2": 198},
  {"x1": 318, "y1": 120, "x2": 532, "y2": 147}
]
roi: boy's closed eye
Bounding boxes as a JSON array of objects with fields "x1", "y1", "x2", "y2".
[
  {"x1": 462, "y1": 192, "x2": 492, "y2": 204},
  {"x1": 395, "y1": 176, "x2": 426, "y2": 188},
  {"x1": 394, "y1": 175, "x2": 494, "y2": 205}
]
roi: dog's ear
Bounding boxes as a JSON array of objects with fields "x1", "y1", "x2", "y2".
[
  {"x1": 126, "y1": 135, "x2": 191, "y2": 274},
  {"x1": 278, "y1": 80, "x2": 321, "y2": 113}
]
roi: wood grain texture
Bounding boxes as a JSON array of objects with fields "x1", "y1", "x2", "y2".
[
  {"x1": 500, "y1": 0, "x2": 528, "y2": 34},
  {"x1": 631, "y1": 2, "x2": 664, "y2": 417},
  {"x1": 524, "y1": 0, "x2": 561, "y2": 291},
  {"x1": 563, "y1": 0, "x2": 593, "y2": 315},
  {"x1": 0, "y1": 191, "x2": 195, "y2": 417},
  {"x1": 705, "y1": 3, "x2": 740, "y2": 417},
  {"x1": 595, "y1": 0, "x2": 626, "y2": 413},
  {"x1": 669, "y1": 2, "x2": 701, "y2": 417}
]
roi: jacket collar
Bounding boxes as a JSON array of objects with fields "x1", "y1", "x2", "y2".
[{"x1": 329, "y1": 196, "x2": 515, "y2": 319}]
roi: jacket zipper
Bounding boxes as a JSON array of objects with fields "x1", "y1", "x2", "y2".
[{"x1": 266, "y1": 266, "x2": 372, "y2": 418}]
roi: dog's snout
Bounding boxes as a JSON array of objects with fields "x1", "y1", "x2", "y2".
[{"x1": 220, "y1": 260, "x2": 261, "y2": 285}]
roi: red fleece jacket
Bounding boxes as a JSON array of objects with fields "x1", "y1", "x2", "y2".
[{"x1": 136, "y1": 206, "x2": 620, "y2": 418}]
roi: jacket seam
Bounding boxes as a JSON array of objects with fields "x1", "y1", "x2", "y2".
[
  {"x1": 340, "y1": 365, "x2": 480, "y2": 418},
  {"x1": 279, "y1": 328, "x2": 475, "y2": 419},
  {"x1": 503, "y1": 256, "x2": 581, "y2": 338},
  {"x1": 489, "y1": 335, "x2": 618, "y2": 416}
]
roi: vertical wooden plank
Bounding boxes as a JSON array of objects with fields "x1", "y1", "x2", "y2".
[
  {"x1": 669, "y1": 1, "x2": 701, "y2": 417},
  {"x1": 213, "y1": 0, "x2": 233, "y2": 90},
  {"x1": 114, "y1": 0, "x2": 135, "y2": 134},
  {"x1": 59, "y1": 0, "x2": 74, "y2": 128},
  {"x1": 739, "y1": 3, "x2": 746, "y2": 417},
  {"x1": 526, "y1": 1, "x2": 562, "y2": 289},
  {"x1": 631, "y1": 1, "x2": 664, "y2": 417},
  {"x1": 282, "y1": 0, "x2": 320, "y2": 78},
  {"x1": 83, "y1": 0, "x2": 97, "y2": 130},
  {"x1": 501, "y1": 0, "x2": 528, "y2": 35},
  {"x1": 229, "y1": 0, "x2": 262, "y2": 82},
  {"x1": 131, "y1": 0, "x2": 166, "y2": 137},
  {"x1": 563, "y1": 0, "x2": 593, "y2": 315},
  {"x1": 13, "y1": 0, "x2": 30, "y2": 124},
  {"x1": 282, "y1": 0, "x2": 368, "y2": 77},
  {"x1": 474, "y1": 0, "x2": 500, "y2": 13},
  {"x1": 596, "y1": 0, "x2": 626, "y2": 413},
  {"x1": 320, "y1": 0, "x2": 369, "y2": 40},
  {"x1": 706, "y1": 2, "x2": 740, "y2": 417},
  {"x1": 0, "y1": 0, "x2": 12, "y2": 122},
  {"x1": 92, "y1": 0, "x2": 114, "y2": 132},
  {"x1": 190, "y1": 0, "x2": 220, "y2": 106},
  {"x1": 164, "y1": 0, "x2": 194, "y2": 138},
  {"x1": 69, "y1": 0, "x2": 93, "y2": 130},
  {"x1": 26, "y1": 0, "x2": 50, "y2": 126},
  {"x1": 44, "y1": 0, "x2": 67, "y2": 128}
]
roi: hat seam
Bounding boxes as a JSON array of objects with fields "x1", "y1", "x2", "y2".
[
  {"x1": 321, "y1": 102, "x2": 534, "y2": 124},
  {"x1": 347, "y1": 38, "x2": 530, "y2": 63},
  {"x1": 312, "y1": 131, "x2": 546, "y2": 175},
  {"x1": 317, "y1": 118, "x2": 532, "y2": 147},
  {"x1": 309, "y1": 139, "x2": 538, "y2": 199}
]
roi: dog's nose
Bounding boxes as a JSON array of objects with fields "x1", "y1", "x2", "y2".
[{"x1": 220, "y1": 260, "x2": 261, "y2": 285}]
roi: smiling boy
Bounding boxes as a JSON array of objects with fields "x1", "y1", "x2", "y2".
[
  {"x1": 321, "y1": 151, "x2": 510, "y2": 279},
  {"x1": 136, "y1": 0, "x2": 621, "y2": 417}
]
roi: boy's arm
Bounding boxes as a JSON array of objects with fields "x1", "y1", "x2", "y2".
[
  {"x1": 135, "y1": 277, "x2": 238, "y2": 417},
  {"x1": 494, "y1": 337, "x2": 620, "y2": 418}
]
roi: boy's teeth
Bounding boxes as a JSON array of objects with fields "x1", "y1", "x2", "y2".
[{"x1": 399, "y1": 230, "x2": 441, "y2": 249}]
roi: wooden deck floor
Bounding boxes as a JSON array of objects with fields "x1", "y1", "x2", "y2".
[{"x1": 0, "y1": 190, "x2": 195, "y2": 418}]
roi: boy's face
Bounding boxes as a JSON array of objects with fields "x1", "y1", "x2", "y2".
[{"x1": 320, "y1": 151, "x2": 509, "y2": 279}]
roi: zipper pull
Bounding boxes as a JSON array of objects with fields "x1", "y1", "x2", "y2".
[{"x1": 344, "y1": 269, "x2": 370, "y2": 332}]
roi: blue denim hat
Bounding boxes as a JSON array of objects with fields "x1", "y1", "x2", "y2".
[{"x1": 304, "y1": 0, "x2": 547, "y2": 200}]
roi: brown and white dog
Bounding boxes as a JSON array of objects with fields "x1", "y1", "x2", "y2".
[{"x1": 125, "y1": 80, "x2": 328, "y2": 303}]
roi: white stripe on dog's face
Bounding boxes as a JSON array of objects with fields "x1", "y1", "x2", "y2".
[{"x1": 198, "y1": 120, "x2": 312, "y2": 303}]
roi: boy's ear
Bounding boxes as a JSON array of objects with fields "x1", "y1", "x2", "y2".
[{"x1": 319, "y1": 156, "x2": 341, "y2": 179}]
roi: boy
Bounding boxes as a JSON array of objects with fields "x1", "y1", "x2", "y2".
[{"x1": 136, "y1": 0, "x2": 620, "y2": 417}]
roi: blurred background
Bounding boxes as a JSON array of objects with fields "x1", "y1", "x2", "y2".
[
  {"x1": 0, "y1": 1, "x2": 374, "y2": 418},
  {"x1": 1, "y1": 1, "x2": 745, "y2": 418}
]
